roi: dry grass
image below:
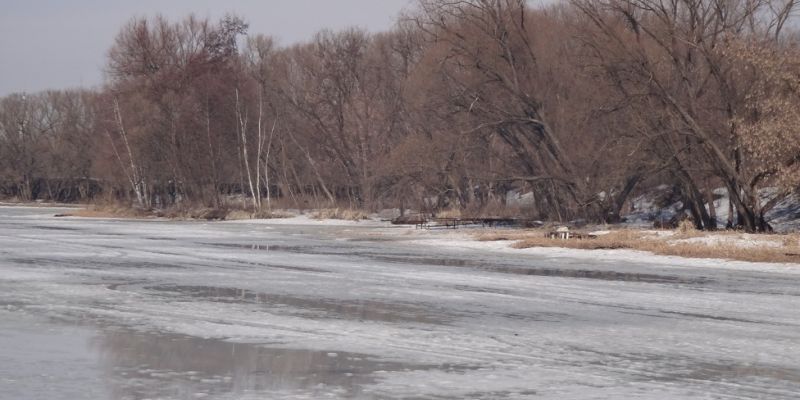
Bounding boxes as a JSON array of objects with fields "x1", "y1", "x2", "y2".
[
  {"x1": 250, "y1": 209, "x2": 296, "y2": 219},
  {"x1": 150, "y1": 207, "x2": 221, "y2": 220},
  {"x1": 223, "y1": 209, "x2": 253, "y2": 220},
  {"x1": 221, "y1": 209, "x2": 296, "y2": 220},
  {"x1": 475, "y1": 229, "x2": 800, "y2": 264},
  {"x1": 62, "y1": 204, "x2": 230, "y2": 221},
  {"x1": 310, "y1": 208, "x2": 370, "y2": 221},
  {"x1": 58, "y1": 201, "x2": 300, "y2": 222},
  {"x1": 677, "y1": 219, "x2": 697, "y2": 235},
  {"x1": 434, "y1": 201, "x2": 525, "y2": 219},
  {"x1": 435, "y1": 208, "x2": 462, "y2": 219},
  {"x1": 57, "y1": 204, "x2": 151, "y2": 219}
]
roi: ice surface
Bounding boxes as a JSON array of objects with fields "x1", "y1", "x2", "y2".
[{"x1": 1, "y1": 206, "x2": 800, "y2": 399}]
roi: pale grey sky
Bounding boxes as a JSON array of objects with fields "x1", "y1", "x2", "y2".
[{"x1": 0, "y1": 0, "x2": 412, "y2": 96}]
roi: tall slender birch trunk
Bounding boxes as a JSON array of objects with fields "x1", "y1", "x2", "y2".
[
  {"x1": 255, "y1": 89, "x2": 264, "y2": 211},
  {"x1": 235, "y1": 88, "x2": 258, "y2": 211},
  {"x1": 108, "y1": 98, "x2": 146, "y2": 208}
]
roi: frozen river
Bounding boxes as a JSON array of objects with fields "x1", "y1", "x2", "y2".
[{"x1": 1, "y1": 206, "x2": 799, "y2": 399}]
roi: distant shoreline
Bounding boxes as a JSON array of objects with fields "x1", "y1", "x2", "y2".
[{"x1": 8, "y1": 202, "x2": 800, "y2": 266}]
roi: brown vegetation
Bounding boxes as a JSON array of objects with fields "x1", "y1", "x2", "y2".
[
  {"x1": 476, "y1": 229, "x2": 800, "y2": 264},
  {"x1": 1, "y1": 1, "x2": 799, "y2": 233},
  {"x1": 58, "y1": 204, "x2": 152, "y2": 219},
  {"x1": 58, "y1": 204, "x2": 295, "y2": 221},
  {"x1": 310, "y1": 208, "x2": 370, "y2": 221}
]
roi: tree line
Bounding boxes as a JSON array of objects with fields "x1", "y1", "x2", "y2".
[{"x1": 1, "y1": 0, "x2": 798, "y2": 232}]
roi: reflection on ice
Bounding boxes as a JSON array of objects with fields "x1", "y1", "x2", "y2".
[{"x1": 92, "y1": 329, "x2": 420, "y2": 400}]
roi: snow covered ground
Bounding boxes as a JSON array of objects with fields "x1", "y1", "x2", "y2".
[
  {"x1": 1, "y1": 206, "x2": 800, "y2": 399},
  {"x1": 625, "y1": 186, "x2": 800, "y2": 232}
]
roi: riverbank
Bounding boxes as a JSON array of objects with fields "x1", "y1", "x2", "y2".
[
  {"x1": 5, "y1": 202, "x2": 799, "y2": 265},
  {"x1": 364, "y1": 222, "x2": 800, "y2": 267},
  {"x1": 45, "y1": 203, "x2": 370, "y2": 222},
  {"x1": 468, "y1": 228, "x2": 800, "y2": 264}
]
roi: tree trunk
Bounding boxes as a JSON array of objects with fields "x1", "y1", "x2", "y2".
[{"x1": 236, "y1": 88, "x2": 258, "y2": 211}]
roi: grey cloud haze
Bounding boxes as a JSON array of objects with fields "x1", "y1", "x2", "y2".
[{"x1": 0, "y1": 0, "x2": 411, "y2": 96}]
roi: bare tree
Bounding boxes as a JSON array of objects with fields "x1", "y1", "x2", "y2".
[{"x1": 573, "y1": 0, "x2": 800, "y2": 231}]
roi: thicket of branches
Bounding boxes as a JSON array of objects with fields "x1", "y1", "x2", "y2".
[{"x1": 1, "y1": 0, "x2": 798, "y2": 231}]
